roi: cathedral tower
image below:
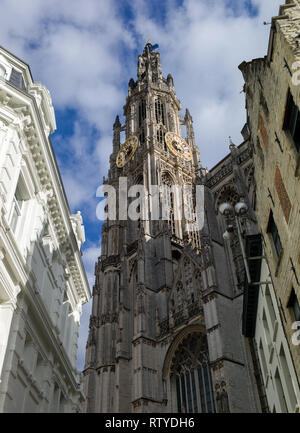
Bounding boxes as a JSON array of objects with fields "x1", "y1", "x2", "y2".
[{"x1": 83, "y1": 44, "x2": 260, "y2": 413}]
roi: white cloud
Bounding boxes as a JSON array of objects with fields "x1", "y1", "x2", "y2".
[
  {"x1": 82, "y1": 241, "x2": 101, "y2": 287},
  {"x1": 130, "y1": 0, "x2": 283, "y2": 166},
  {"x1": 53, "y1": 121, "x2": 112, "y2": 223},
  {"x1": 0, "y1": 0, "x2": 132, "y2": 133}
]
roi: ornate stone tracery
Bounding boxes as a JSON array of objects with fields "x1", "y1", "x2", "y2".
[
  {"x1": 167, "y1": 331, "x2": 216, "y2": 413},
  {"x1": 215, "y1": 183, "x2": 240, "y2": 213}
]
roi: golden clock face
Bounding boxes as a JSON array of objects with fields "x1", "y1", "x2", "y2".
[
  {"x1": 165, "y1": 132, "x2": 192, "y2": 161},
  {"x1": 116, "y1": 136, "x2": 138, "y2": 168}
]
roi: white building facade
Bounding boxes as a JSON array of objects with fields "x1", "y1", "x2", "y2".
[
  {"x1": 254, "y1": 254, "x2": 300, "y2": 413},
  {"x1": 0, "y1": 46, "x2": 91, "y2": 412}
]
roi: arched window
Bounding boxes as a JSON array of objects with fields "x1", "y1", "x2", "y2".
[
  {"x1": 157, "y1": 127, "x2": 164, "y2": 145},
  {"x1": 170, "y1": 333, "x2": 215, "y2": 413},
  {"x1": 162, "y1": 172, "x2": 176, "y2": 237},
  {"x1": 155, "y1": 98, "x2": 165, "y2": 125},
  {"x1": 139, "y1": 99, "x2": 146, "y2": 127},
  {"x1": 138, "y1": 99, "x2": 146, "y2": 146},
  {"x1": 215, "y1": 184, "x2": 240, "y2": 216},
  {"x1": 139, "y1": 127, "x2": 145, "y2": 145}
]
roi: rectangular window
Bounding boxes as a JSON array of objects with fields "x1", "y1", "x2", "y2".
[
  {"x1": 258, "y1": 340, "x2": 268, "y2": 382},
  {"x1": 10, "y1": 182, "x2": 24, "y2": 233},
  {"x1": 274, "y1": 369, "x2": 288, "y2": 413},
  {"x1": 9, "y1": 68, "x2": 26, "y2": 91},
  {"x1": 279, "y1": 345, "x2": 297, "y2": 410},
  {"x1": 288, "y1": 288, "x2": 300, "y2": 321},
  {"x1": 9, "y1": 175, "x2": 29, "y2": 235},
  {"x1": 267, "y1": 211, "x2": 283, "y2": 258},
  {"x1": 283, "y1": 89, "x2": 300, "y2": 152}
]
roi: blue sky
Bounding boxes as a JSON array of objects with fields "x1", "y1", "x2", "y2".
[{"x1": 0, "y1": 0, "x2": 283, "y2": 369}]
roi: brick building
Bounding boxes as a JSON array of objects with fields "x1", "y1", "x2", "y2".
[{"x1": 239, "y1": 0, "x2": 300, "y2": 412}]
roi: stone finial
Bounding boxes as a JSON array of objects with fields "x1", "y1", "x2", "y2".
[
  {"x1": 229, "y1": 136, "x2": 236, "y2": 150},
  {"x1": 184, "y1": 108, "x2": 192, "y2": 122},
  {"x1": 197, "y1": 165, "x2": 208, "y2": 184},
  {"x1": 113, "y1": 115, "x2": 121, "y2": 129},
  {"x1": 167, "y1": 73, "x2": 174, "y2": 87},
  {"x1": 128, "y1": 78, "x2": 135, "y2": 89}
]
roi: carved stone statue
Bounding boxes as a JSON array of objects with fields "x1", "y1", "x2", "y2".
[{"x1": 216, "y1": 382, "x2": 230, "y2": 413}]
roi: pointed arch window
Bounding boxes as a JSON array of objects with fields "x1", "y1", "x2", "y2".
[
  {"x1": 139, "y1": 99, "x2": 146, "y2": 127},
  {"x1": 162, "y1": 173, "x2": 176, "y2": 237},
  {"x1": 155, "y1": 98, "x2": 165, "y2": 125},
  {"x1": 139, "y1": 127, "x2": 145, "y2": 146},
  {"x1": 170, "y1": 333, "x2": 215, "y2": 413},
  {"x1": 157, "y1": 127, "x2": 164, "y2": 145}
]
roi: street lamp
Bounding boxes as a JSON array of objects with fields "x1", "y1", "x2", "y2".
[{"x1": 219, "y1": 200, "x2": 252, "y2": 284}]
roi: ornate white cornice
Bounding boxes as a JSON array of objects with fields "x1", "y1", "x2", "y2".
[{"x1": 0, "y1": 68, "x2": 90, "y2": 305}]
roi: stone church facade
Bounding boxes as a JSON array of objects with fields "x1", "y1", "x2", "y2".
[{"x1": 83, "y1": 44, "x2": 262, "y2": 413}]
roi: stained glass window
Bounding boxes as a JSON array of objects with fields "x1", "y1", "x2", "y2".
[{"x1": 171, "y1": 333, "x2": 215, "y2": 413}]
